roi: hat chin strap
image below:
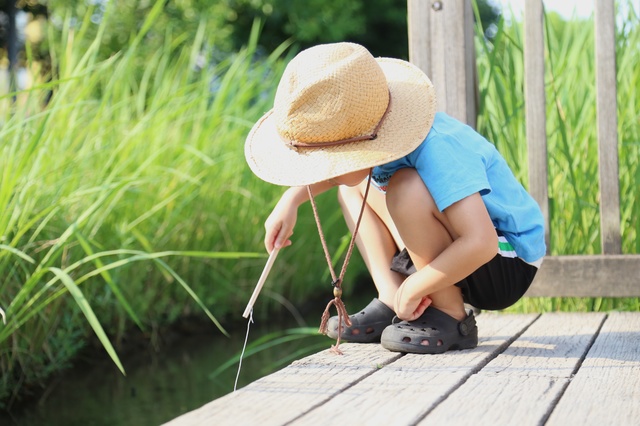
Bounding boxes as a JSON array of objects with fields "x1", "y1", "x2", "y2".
[{"x1": 307, "y1": 170, "x2": 373, "y2": 355}]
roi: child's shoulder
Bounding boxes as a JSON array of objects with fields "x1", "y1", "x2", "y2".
[
  {"x1": 429, "y1": 112, "x2": 480, "y2": 139},
  {"x1": 425, "y1": 113, "x2": 494, "y2": 156}
]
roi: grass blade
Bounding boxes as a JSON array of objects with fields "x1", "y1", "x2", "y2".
[{"x1": 48, "y1": 267, "x2": 125, "y2": 375}]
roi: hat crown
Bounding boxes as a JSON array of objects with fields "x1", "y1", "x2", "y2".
[{"x1": 274, "y1": 43, "x2": 389, "y2": 145}]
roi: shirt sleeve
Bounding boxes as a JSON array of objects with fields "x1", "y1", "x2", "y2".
[{"x1": 413, "y1": 129, "x2": 491, "y2": 212}]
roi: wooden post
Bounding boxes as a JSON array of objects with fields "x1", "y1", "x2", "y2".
[
  {"x1": 524, "y1": 0, "x2": 550, "y2": 252},
  {"x1": 595, "y1": 0, "x2": 621, "y2": 254},
  {"x1": 407, "y1": 0, "x2": 432, "y2": 78},
  {"x1": 407, "y1": 0, "x2": 476, "y2": 128}
]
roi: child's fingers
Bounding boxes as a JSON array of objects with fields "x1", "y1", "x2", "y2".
[
  {"x1": 396, "y1": 294, "x2": 432, "y2": 321},
  {"x1": 274, "y1": 231, "x2": 293, "y2": 250},
  {"x1": 264, "y1": 224, "x2": 281, "y2": 252},
  {"x1": 419, "y1": 296, "x2": 432, "y2": 310},
  {"x1": 411, "y1": 296, "x2": 432, "y2": 319},
  {"x1": 280, "y1": 239, "x2": 292, "y2": 249},
  {"x1": 265, "y1": 223, "x2": 293, "y2": 253}
]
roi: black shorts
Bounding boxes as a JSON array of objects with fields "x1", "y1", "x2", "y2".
[{"x1": 390, "y1": 248, "x2": 539, "y2": 311}]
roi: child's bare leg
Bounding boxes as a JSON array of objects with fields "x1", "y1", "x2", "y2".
[
  {"x1": 337, "y1": 182, "x2": 405, "y2": 308},
  {"x1": 386, "y1": 168, "x2": 467, "y2": 321}
]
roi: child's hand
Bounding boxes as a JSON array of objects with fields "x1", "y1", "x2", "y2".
[
  {"x1": 394, "y1": 280, "x2": 432, "y2": 321},
  {"x1": 264, "y1": 197, "x2": 298, "y2": 253}
]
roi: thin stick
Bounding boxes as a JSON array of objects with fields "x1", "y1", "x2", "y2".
[
  {"x1": 234, "y1": 309, "x2": 253, "y2": 392},
  {"x1": 242, "y1": 248, "x2": 280, "y2": 318}
]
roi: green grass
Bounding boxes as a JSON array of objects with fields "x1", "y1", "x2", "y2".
[
  {"x1": 0, "y1": 5, "x2": 354, "y2": 405},
  {"x1": 1, "y1": 0, "x2": 638, "y2": 407}
]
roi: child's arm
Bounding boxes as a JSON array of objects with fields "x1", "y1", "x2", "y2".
[
  {"x1": 264, "y1": 181, "x2": 335, "y2": 253},
  {"x1": 394, "y1": 192, "x2": 498, "y2": 320}
]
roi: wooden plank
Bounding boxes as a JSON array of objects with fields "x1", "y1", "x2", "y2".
[
  {"x1": 595, "y1": 0, "x2": 622, "y2": 254},
  {"x1": 445, "y1": 0, "x2": 465, "y2": 120},
  {"x1": 526, "y1": 255, "x2": 640, "y2": 297},
  {"x1": 546, "y1": 312, "x2": 640, "y2": 425},
  {"x1": 420, "y1": 313, "x2": 606, "y2": 425},
  {"x1": 407, "y1": 0, "x2": 431, "y2": 77},
  {"x1": 411, "y1": 0, "x2": 476, "y2": 127},
  {"x1": 524, "y1": 0, "x2": 550, "y2": 251},
  {"x1": 163, "y1": 343, "x2": 401, "y2": 426},
  {"x1": 428, "y1": 0, "x2": 447, "y2": 113},
  {"x1": 290, "y1": 314, "x2": 538, "y2": 424},
  {"x1": 441, "y1": 0, "x2": 476, "y2": 126},
  {"x1": 443, "y1": 0, "x2": 465, "y2": 120},
  {"x1": 463, "y1": 0, "x2": 478, "y2": 128},
  {"x1": 445, "y1": 0, "x2": 476, "y2": 127}
]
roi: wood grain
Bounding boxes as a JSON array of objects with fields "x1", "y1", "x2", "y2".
[
  {"x1": 527, "y1": 255, "x2": 640, "y2": 297},
  {"x1": 547, "y1": 312, "x2": 640, "y2": 425},
  {"x1": 421, "y1": 313, "x2": 606, "y2": 425},
  {"x1": 290, "y1": 314, "x2": 537, "y2": 424}
]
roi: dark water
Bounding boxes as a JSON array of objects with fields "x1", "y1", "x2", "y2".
[{"x1": 0, "y1": 315, "x2": 329, "y2": 426}]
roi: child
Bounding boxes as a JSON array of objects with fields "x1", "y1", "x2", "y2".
[{"x1": 244, "y1": 42, "x2": 545, "y2": 354}]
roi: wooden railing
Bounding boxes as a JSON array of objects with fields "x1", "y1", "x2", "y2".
[{"x1": 407, "y1": 0, "x2": 640, "y2": 297}]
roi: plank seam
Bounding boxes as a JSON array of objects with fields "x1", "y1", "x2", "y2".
[
  {"x1": 282, "y1": 352, "x2": 405, "y2": 425},
  {"x1": 410, "y1": 313, "x2": 542, "y2": 425},
  {"x1": 539, "y1": 313, "x2": 608, "y2": 425}
]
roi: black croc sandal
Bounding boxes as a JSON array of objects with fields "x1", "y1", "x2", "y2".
[
  {"x1": 326, "y1": 298, "x2": 395, "y2": 343},
  {"x1": 380, "y1": 307, "x2": 478, "y2": 354}
]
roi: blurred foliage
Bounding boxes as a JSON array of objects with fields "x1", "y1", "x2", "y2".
[
  {"x1": 2, "y1": 0, "x2": 501, "y2": 69},
  {"x1": 224, "y1": 0, "x2": 409, "y2": 58}
]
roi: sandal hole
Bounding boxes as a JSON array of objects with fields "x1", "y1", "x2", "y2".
[
  {"x1": 420, "y1": 339, "x2": 430, "y2": 346},
  {"x1": 402, "y1": 337, "x2": 411, "y2": 343}
]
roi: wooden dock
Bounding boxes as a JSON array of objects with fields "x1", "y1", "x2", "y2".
[{"x1": 164, "y1": 312, "x2": 640, "y2": 425}]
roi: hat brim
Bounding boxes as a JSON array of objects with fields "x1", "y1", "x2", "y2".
[{"x1": 244, "y1": 58, "x2": 437, "y2": 187}]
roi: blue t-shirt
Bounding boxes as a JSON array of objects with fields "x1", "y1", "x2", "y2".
[{"x1": 372, "y1": 112, "x2": 546, "y2": 263}]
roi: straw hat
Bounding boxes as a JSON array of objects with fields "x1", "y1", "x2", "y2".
[{"x1": 245, "y1": 42, "x2": 437, "y2": 187}]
